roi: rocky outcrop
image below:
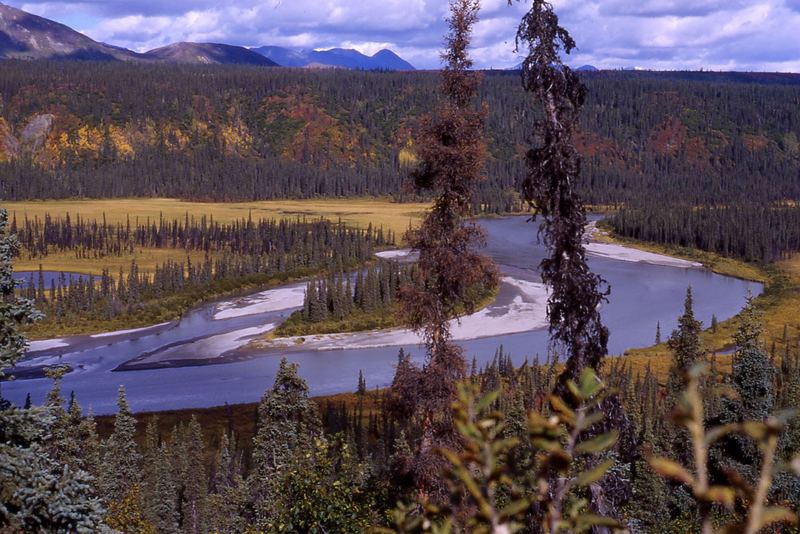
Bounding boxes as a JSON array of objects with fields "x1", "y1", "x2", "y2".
[
  {"x1": 19, "y1": 113, "x2": 54, "y2": 153},
  {"x1": 0, "y1": 113, "x2": 55, "y2": 161}
]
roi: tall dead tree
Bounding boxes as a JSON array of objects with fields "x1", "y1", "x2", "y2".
[
  {"x1": 513, "y1": 0, "x2": 609, "y2": 386},
  {"x1": 402, "y1": 0, "x2": 497, "y2": 402},
  {"x1": 398, "y1": 0, "x2": 498, "y2": 497},
  {"x1": 512, "y1": 5, "x2": 630, "y2": 526}
]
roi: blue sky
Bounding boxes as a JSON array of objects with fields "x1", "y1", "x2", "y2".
[{"x1": 8, "y1": 0, "x2": 800, "y2": 71}]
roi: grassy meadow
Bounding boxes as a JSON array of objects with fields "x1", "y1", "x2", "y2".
[{"x1": 7, "y1": 197, "x2": 428, "y2": 274}]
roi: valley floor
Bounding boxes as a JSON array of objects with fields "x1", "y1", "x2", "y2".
[{"x1": 8, "y1": 197, "x2": 429, "y2": 274}]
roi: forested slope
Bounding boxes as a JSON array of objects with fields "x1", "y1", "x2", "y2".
[{"x1": 1, "y1": 62, "x2": 798, "y2": 209}]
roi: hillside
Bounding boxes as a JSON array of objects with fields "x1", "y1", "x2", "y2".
[
  {"x1": 0, "y1": 63, "x2": 798, "y2": 209},
  {"x1": 145, "y1": 42, "x2": 278, "y2": 66},
  {"x1": 0, "y1": 3, "x2": 276, "y2": 67},
  {"x1": 0, "y1": 2, "x2": 142, "y2": 61}
]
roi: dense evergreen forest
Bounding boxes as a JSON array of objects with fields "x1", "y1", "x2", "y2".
[
  {"x1": 608, "y1": 204, "x2": 800, "y2": 262},
  {"x1": 0, "y1": 62, "x2": 799, "y2": 210}
]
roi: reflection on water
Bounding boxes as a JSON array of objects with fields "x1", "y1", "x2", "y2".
[
  {"x1": 14, "y1": 271, "x2": 91, "y2": 289},
  {"x1": 3, "y1": 217, "x2": 761, "y2": 414}
]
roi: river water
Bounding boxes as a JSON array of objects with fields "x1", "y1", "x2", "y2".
[{"x1": 1, "y1": 217, "x2": 761, "y2": 414}]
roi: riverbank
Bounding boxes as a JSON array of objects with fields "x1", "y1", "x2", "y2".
[
  {"x1": 250, "y1": 276, "x2": 547, "y2": 353},
  {"x1": 21, "y1": 267, "x2": 324, "y2": 341},
  {"x1": 271, "y1": 278, "x2": 499, "y2": 339},
  {"x1": 21, "y1": 214, "x2": 762, "y2": 352},
  {"x1": 595, "y1": 222, "x2": 798, "y2": 362},
  {"x1": 591, "y1": 219, "x2": 768, "y2": 283}
]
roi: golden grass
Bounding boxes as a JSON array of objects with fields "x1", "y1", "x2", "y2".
[
  {"x1": 612, "y1": 352, "x2": 734, "y2": 381},
  {"x1": 5, "y1": 197, "x2": 427, "y2": 237},
  {"x1": 6, "y1": 197, "x2": 429, "y2": 274},
  {"x1": 14, "y1": 248, "x2": 211, "y2": 275}
]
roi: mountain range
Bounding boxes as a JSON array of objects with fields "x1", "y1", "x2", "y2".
[
  {"x1": 250, "y1": 46, "x2": 415, "y2": 70},
  {"x1": 0, "y1": 2, "x2": 413, "y2": 69}
]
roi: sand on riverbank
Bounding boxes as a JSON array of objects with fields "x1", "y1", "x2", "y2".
[
  {"x1": 27, "y1": 339, "x2": 69, "y2": 352},
  {"x1": 90, "y1": 322, "x2": 173, "y2": 338},
  {"x1": 213, "y1": 284, "x2": 306, "y2": 320},
  {"x1": 583, "y1": 221, "x2": 702, "y2": 268},
  {"x1": 126, "y1": 323, "x2": 278, "y2": 366},
  {"x1": 375, "y1": 249, "x2": 419, "y2": 261},
  {"x1": 256, "y1": 276, "x2": 548, "y2": 352},
  {"x1": 585, "y1": 242, "x2": 702, "y2": 268}
]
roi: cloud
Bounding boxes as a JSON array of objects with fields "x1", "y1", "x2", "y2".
[{"x1": 6, "y1": 0, "x2": 800, "y2": 71}]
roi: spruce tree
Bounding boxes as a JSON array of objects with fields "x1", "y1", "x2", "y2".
[
  {"x1": 207, "y1": 432, "x2": 248, "y2": 534},
  {"x1": 77, "y1": 410, "x2": 101, "y2": 479},
  {"x1": 153, "y1": 443, "x2": 179, "y2": 534},
  {"x1": 249, "y1": 358, "x2": 322, "y2": 523},
  {"x1": 180, "y1": 416, "x2": 207, "y2": 534},
  {"x1": 0, "y1": 208, "x2": 107, "y2": 532},
  {"x1": 397, "y1": 0, "x2": 498, "y2": 500},
  {"x1": 100, "y1": 385, "x2": 142, "y2": 503},
  {"x1": 141, "y1": 416, "x2": 160, "y2": 525},
  {"x1": 513, "y1": 0, "x2": 609, "y2": 385},
  {"x1": 666, "y1": 287, "x2": 703, "y2": 402},
  {"x1": 732, "y1": 297, "x2": 774, "y2": 422},
  {"x1": 357, "y1": 370, "x2": 367, "y2": 396}
]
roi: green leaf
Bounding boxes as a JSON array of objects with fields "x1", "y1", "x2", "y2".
[
  {"x1": 705, "y1": 423, "x2": 740, "y2": 445},
  {"x1": 578, "y1": 368, "x2": 602, "y2": 399},
  {"x1": 688, "y1": 362, "x2": 708, "y2": 378},
  {"x1": 541, "y1": 448, "x2": 572, "y2": 472},
  {"x1": 577, "y1": 411, "x2": 605, "y2": 432},
  {"x1": 575, "y1": 459, "x2": 614, "y2": 487},
  {"x1": 499, "y1": 498, "x2": 530, "y2": 519},
  {"x1": 649, "y1": 457, "x2": 694, "y2": 485},
  {"x1": 575, "y1": 430, "x2": 619, "y2": 455},
  {"x1": 440, "y1": 449, "x2": 463, "y2": 468},
  {"x1": 475, "y1": 390, "x2": 500, "y2": 412},
  {"x1": 742, "y1": 421, "x2": 768, "y2": 441},
  {"x1": 773, "y1": 409, "x2": 797, "y2": 425}
]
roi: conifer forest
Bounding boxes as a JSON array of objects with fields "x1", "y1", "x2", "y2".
[{"x1": 2, "y1": 0, "x2": 800, "y2": 533}]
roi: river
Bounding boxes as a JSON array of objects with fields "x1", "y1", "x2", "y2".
[{"x1": 1, "y1": 216, "x2": 761, "y2": 414}]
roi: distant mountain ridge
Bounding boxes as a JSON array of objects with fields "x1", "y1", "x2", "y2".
[
  {"x1": 251, "y1": 45, "x2": 415, "y2": 70},
  {"x1": 0, "y1": 3, "x2": 414, "y2": 70},
  {"x1": 145, "y1": 42, "x2": 277, "y2": 66}
]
